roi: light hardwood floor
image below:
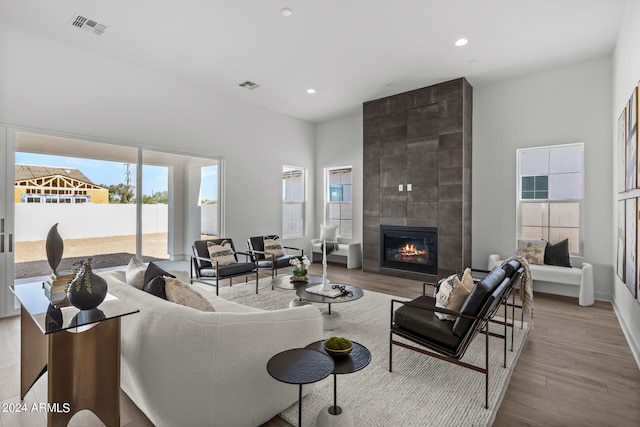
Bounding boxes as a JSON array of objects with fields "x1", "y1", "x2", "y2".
[{"x1": 1, "y1": 263, "x2": 639, "y2": 426}]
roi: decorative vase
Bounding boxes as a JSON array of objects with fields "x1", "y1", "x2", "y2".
[
  {"x1": 67, "y1": 260, "x2": 108, "y2": 310},
  {"x1": 45, "y1": 223, "x2": 64, "y2": 275}
]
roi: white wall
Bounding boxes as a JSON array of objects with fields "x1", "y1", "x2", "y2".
[
  {"x1": 612, "y1": 0, "x2": 640, "y2": 366},
  {"x1": 473, "y1": 57, "x2": 613, "y2": 301},
  {"x1": 314, "y1": 112, "x2": 363, "y2": 244},
  {"x1": 0, "y1": 22, "x2": 316, "y2": 252}
]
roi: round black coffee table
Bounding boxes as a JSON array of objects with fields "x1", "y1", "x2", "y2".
[
  {"x1": 296, "y1": 284, "x2": 364, "y2": 330},
  {"x1": 272, "y1": 274, "x2": 323, "y2": 290},
  {"x1": 267, "y1": 348, "x2": 335, "y2": 427},
  {"x1": 305, "y1": 340, "x2": 371, "y2": 426},
  {"x1": 272, "y1": 274, "x2": 323, "y2": 307}
]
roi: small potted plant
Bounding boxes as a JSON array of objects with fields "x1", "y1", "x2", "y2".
[
  {"x1": 289, "y1": 255, "x2": 311, "y2": 282},
  {"x1": 66, "y1": 258, "x2": 108, "y2": 310},
  {"x1": 323, "y1": 336, "x2": 353, "y2": 357}
]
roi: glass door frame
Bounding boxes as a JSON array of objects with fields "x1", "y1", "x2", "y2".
[
  {"x1": 1, "y1": 125, "x2": 223, "y2": 318},
  {"x1": 1, "y1": 126, "x2": 17, "y2": 317}
]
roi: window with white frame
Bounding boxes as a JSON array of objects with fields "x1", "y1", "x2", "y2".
[
  {"x1": 282, "y1": 165, "x2": 305, "y2": 238},
  {"x1": 517, "y1": 143, "x2": 583, "y2": 254},
  {"x1": 326, "y1": 167, "x2": 352, "y2": 238}
]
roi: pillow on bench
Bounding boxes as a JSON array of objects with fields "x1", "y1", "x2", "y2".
[{"x1": 517, "y1": 238, "x2": 571, "y2": 268}]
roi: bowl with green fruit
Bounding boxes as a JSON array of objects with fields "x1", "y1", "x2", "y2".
[{"x1": 323, "y1": 336, "x2": 353, "y2": 357}]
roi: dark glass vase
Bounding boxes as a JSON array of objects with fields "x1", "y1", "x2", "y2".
[{"x1": 67, "y1": 270, "x2": 108, "y2": 310}]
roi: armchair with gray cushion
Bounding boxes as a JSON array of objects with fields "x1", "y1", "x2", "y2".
[
  {"x1": 191, "y1": 238, "x2": 259, "y2": 295},
  {"x1": 247, "y1": 235, "x2": 303, "y2": 282},
  {"x1": 390, "y1": 261, "x2": 524, "y2": 409}
]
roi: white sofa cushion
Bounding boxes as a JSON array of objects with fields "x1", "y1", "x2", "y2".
[{"x1": 100, "y1": 269, "x2": 323, "y2": 427}]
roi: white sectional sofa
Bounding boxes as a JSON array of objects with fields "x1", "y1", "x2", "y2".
[
  {"x1": 101, "y1": 269, "x2": 323, "y2": 427},
  {"x1": 488, "y1": 254, "x2": 594, "y2": 306},
  {"x1": 310, "y1": 238, "x2": 362, "y2": 269}
]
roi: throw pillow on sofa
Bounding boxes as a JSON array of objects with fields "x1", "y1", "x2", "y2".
[
  {"x1": 143, "y1": 276, "x2": 168, "y2": 300},
  {"x1": 264, "y1": 237, "x2": 285, "y2": 258},
  {"x1": 517, "y1": 239, "x2": 546, "y2": 265},
  {"x1": 144, "y1": 262, "x2": 176, "y2": 286},
  {"x1": 544, "y1": 239, "x2": 572, "y2": 267},
  {"x1": 164, "y1": 277, "x2": 215, "y2": 312},
  {"x1": 126, "y1": 256, "x2": 148, "y2": 289},
  {"x1": 207, "y1": 240, "x2": 237, "y2": 266}
]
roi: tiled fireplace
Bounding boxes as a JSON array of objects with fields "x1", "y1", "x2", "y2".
[
  {"x1": 380, "y1": 225, "x2": 438, "y2": 275},
  {"x1": 362, "y1": 77, "x2": 472, "y2": 281}
]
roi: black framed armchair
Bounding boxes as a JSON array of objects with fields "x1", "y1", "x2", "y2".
[
  {"x1": 390, "y1": 262, "x2": 523, "y2": 409},
  {"x1": 190, "y1": 238, "x2": 259, "y2": 295},
  {"x1": 247, "y1": 235, "x2": 304, "y2": 281}
]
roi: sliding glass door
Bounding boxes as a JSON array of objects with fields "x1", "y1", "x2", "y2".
[{"x1": 0, "y1": 128, "x2": 222, "y2": 318}]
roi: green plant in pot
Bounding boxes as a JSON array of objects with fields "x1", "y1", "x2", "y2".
[
  {"x1": 323, "y1": 336, "x2": 353, "y2": 357},
  {"x1": 66, "y1": 258, "x2": 108, "y2": 310}
]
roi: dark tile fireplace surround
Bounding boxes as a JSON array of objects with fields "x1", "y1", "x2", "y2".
[{"x1": 363, "y1": 78, "x2": 472, "y2": 281}]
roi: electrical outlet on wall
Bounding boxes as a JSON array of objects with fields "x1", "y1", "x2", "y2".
[
  {"x1": 407, "y1": 184, "x2": 412, "y2": 191},
  {"x1": 398, "y1": 184, "x2": 403, "y2": 191}
]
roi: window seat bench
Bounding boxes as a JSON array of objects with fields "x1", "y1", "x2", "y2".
[
  {"x1": 310, "y1": 239, "x2": 362, "y2": 269},
  {"x1": 488, "y1": 254, "x2": 594, "y2": 306}
]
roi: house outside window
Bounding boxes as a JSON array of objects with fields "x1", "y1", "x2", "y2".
[
  {"x1": 282, "y1": 165, "x2": 305, "y2": 238},
  {"x1": 517, "y1": 143, "x2": 583, "y2": 254},
  {"x1": 326, "y1": 166, "x2": 352, "y2": 238}
]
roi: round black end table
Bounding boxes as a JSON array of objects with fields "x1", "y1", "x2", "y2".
[
  {"x1": 306, "y1": 340, "x2": 372, "y2": 426},
  {"x1": 267, "y1": 348, "x2": 335, "y2": 427}
]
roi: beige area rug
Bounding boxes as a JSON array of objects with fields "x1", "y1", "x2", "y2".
[{"x1": 216, "y1": 279, "x2": 528, "y2": 427}]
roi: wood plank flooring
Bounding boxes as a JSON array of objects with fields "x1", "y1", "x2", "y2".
[{"x1": 1, "y1": 262, "x2": 638, "y2": 426}]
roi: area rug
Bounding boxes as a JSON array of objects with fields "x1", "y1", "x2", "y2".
[{"x1": 216, "y1": 279, "x2": 528, "y2": 427}]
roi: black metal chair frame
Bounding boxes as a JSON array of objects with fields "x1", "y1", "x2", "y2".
[
  {"x1": 246, "y1": 236, "x2": 304, "y2": 283},
  {"x1": 190, "y1": 244, "x2": 259, "y2": 296},
  {"x1": 390, "y1": 270, "x2": 522, "y2": 409}
]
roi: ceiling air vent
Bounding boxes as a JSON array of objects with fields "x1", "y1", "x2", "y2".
[
  {"x1": 70, "y1": 14, "x2": 107, "y2": 36},
  {"x1": 239, "y1": 81, "x2": 260, "y2": 90}
]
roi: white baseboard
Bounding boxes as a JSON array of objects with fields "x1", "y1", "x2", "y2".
[{"x1": 611, "y1": 293, "x2": 640, "y2": 370}]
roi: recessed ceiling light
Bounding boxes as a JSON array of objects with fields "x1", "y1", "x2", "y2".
[
  {"x1": 455, "y1": 38, "x2": 468, "y2": 47},
  {"x1": 281, "y1": 7, "x2": 293, "y2": 17},
  {"x1": 306, "y1": 88, "x2": 316, "y2": 94}
]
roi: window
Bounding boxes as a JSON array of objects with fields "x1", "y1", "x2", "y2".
[
  {"x1": 282, "y1": 165, "x2": 305, "y2": 238},
  {"x1": 326, "y1": 167, "x2": 352, "y2": 238},
  {"x1": 517, "y1": 143, "x2": 583, "y2": 254}
]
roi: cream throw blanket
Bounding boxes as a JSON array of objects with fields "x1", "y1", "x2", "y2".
[{"x1": 502, "y1": 255, "x2": 534, "y2": 327}]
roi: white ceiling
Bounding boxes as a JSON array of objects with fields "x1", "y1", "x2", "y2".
[{"x1": 0, "y1": 0, "x2": 628, "y2": 123}]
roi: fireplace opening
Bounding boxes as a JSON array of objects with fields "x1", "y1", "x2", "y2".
[{"x1": 380, "y1": 225, "x2": 437, "y2": 274}]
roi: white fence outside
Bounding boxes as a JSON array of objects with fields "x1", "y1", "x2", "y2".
[
  {"x1": 15, "y1": 203, "x2": 218, "y2": 242},
  {"x1": 201, "y1": 204, "x2": 218, "y2": 236},
  {"x1": 15, "y1": 204, "x2": 168, "y2": 242}
]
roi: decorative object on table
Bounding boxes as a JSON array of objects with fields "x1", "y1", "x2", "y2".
[
  {"x1": 305, "y1": 283, "x2": 343, "y2": 298},
  {"x1": 323, "y1": 336, "x2": 353, "y2": 357},
  {"x1": 319, "y1": 224, "x2": 339, "y2": 292},
  {"x1": 43, "y1": 223, "x2": 72, "y2": 305},
  {"x1": 331, "y1": 284, "x2": 354, "y2": 297},
  {"x1": 46, "y1": 223, "x2": 64, "y2": 275},
  {"x1": 289, "y1": 255, "x2": 311, "y2": 282},
  {"x1": 66, "y1": 258, "x2": 108, "y2": 310},
  {"x1": 45, "y1": 303, "x2": 63, "y2": 332}
]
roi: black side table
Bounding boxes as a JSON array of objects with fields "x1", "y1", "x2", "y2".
[
  {"x1": 306, "y1": 340, "x2": 372, "y2": 426},
  {"x1": 267, "y1": 348, "x2": 335, "y2": 427}
]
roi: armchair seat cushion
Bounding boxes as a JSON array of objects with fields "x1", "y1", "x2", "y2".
[
  {"x1": 199, "y1": 262, "x2": 256, "y2": 278},
  {"x1": 257, "y1": 255, "x2": 298, "y2": 269},
  {"x1": 394, "y1": 296, "x2": 462, "y2": 351}
]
